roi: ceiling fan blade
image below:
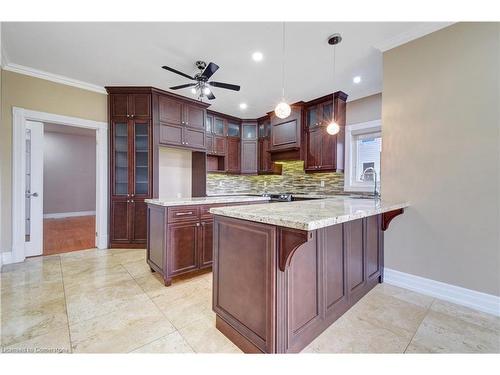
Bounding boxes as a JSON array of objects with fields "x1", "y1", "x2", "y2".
[
  {"x1": 162, "y1": 66, "x2": 195, "y2": 80},
  {"x1": 170, "y1": 83, "x2": 197, "y2": 90},
  {"x1": 209, "y1": 81, "x2": 241, "y2": 91},
  {"x1": 207, "y1": 91, "x2": 216, "y2": 100},
  {"x1": 201, "y1": 62, "x2": 220, "y2": 80}
]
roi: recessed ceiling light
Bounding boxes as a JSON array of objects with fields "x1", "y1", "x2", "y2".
[
  {"x1": 239, "y1": 103, "x2": 248, "y2": 110},
  {"x1": 252, "y1": 51, "x2": 263, "y2": 62},
  {"x1": 353, "y1": 76, "x2": 362, "y2": 84}
]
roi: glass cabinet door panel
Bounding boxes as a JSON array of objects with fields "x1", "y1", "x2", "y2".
[
  {"x1": 114, "y1": 122, "x2": 128, "y2": 195},
  {"x1": 307, "y1": 107, "x2": 318, "y2": 128},
  {"x1": 206, "y1": 116, "x2": 213, "y2": 133},
  {"x1": 214, "y1": 118, "x2": 225, "y2": 135},
  {"x1": 134, "y1": 122, "x2": 149, "y2": 196},
  {"x1": 258, "y1": 124, "x2": 265, "y2": 138},
  {"x1": 242, "y1": 124, "x2": 256, "y2": 139},
  {"x1": 227, "y1": 123, "x2": 240, "y2": 137},
  {"x1": 322, "y1": 102, "x2": 333, "y2": 124}
]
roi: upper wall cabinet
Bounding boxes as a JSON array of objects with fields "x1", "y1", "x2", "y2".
[
  {"x1": 159, "y1": 96, "x2": 205, "y2": 130},
  {"x1": 111, "y1": 93, "x2": 151, "y2": 118},
  {"x1": 304, "y1": 91, "x2": 348, "y2": 172},
  {"x1": 269, "y1": 105, "x2": 304, "y2": 161},
  {"x1": 240, "y1": 121, "x2": 258, "y2": 174}
]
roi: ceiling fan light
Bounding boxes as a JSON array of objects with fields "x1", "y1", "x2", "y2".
[
  {"x1": 190, "y1": 88, "x2": 197, "y2": 94},
  {"x1": 275, "y1": 101, "x2": 291, "y2": 119},
  {"x1": 326, "y1": 121, "x2": 340, "y2": 135},
  {"x1": 202, "y1": 87, "x2": 211, "y2": 95}
]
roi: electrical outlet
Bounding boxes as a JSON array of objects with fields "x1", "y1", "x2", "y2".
[{"x1": 320, "y1": 180, "x2": 325, "y2": 188}]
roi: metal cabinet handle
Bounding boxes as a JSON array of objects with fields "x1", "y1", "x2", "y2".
[
  {"x1": 196, "y1": 223, "x2": 200, "y2": 227},
  {"x1": 131, "y1": 200, "x2": 134, "y2": 203},
  {"x1": 26, "y1": 191, "x2": 39, "y2": 198},
  {"x1": 176, "y1": 211, "x2": 193, "y2": 216}
]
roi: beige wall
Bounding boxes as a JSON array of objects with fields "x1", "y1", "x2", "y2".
[
  {"x1": 1, "y1": 70, "x2": 107, "y2": 252},
  {"x1": 346, "y1": 93, "x2": 381, "y2": 125},
  {"x1": 158, "y1": 146, "x2": 192, "y2": 199},
  {"x1": 382, "y1": 23, "x2": 500, "y2": 296}
]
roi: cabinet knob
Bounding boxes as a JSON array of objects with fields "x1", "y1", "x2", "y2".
[
  {"x1": 196, "y1": 223, "x2": 200, "y2": 227},
  {"x1": 131, "y1": 200, "x2": 134, "y2": 203}
]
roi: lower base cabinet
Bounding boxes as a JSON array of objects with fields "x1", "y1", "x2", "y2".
[{"x1": 147, "y1": 200, "x2": 266, "y2": 286}]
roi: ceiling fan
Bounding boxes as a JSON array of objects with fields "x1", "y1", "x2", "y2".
[{"x1": 162, "y1": 61, "x2": 240, "y2": 100}]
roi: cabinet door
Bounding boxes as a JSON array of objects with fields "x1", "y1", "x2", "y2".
[
  {"x1": 199, "y1": 220, "x2": 214, "y2": 268},
  {"x1": 206, "y1": 115, "x2": 214, "y2": 134},
  {"x1": 319, "y1": 127, "x2": 336, "y2": 170},
  {"x1": 131, "y1": 199, "x2": 147, "y2": 243},
  {"x1": 320, "y1": 102, "x2": 333, "y2": 126},
  {"x1": 242, "y1": 122, "x2": 257, "y2": 140},
  {"x1": 110, "y1": 199, "x2": 130, "y2": 242},
  {"x1": 184, "y1": 127, "x2": 206, "y2": 149},
  {"x1": 133, "y1": 120, "x2": 151, "y2": 197},
  {"x1": 206, "y1": 134, "x2": 214, "y2": 154},
  {"x1": 226, "y1": 138, "x2": 240, "y2": 173},
  {"x1": 159, "y1": 123, "x2": 183, "y2": 146},
  {"x1": 185, "y1": 104, "x2": 205, "y2": 130},
  {"x1": 130, "y1": 94, "x2": 151, "y2": 118},
  {"x1": 271, "y1": 119, "x2": 299, "y2": 150},
  {"x1": 306, "y1": 105, "x2": 319, "y2": 129},
  {"x1": 241, "y1": 140, "x2": 257, "y2": 174},
  {"x1": 258, "y1": 138, "x2": 272, "y2": 172},
  {"x1": 346, "y1": 219, "x2": 366, "y2": 294},
  {"x1": 305, "y1": 128, "x2": 322, "y2": 170},
  {"x1": 159, "y1": 96, "x2": 183, "y2": 125},
  {"x1": 111, "y1": 95, "x2": 129, "y2": 117},
  {"x1": 365, "y1": 215, "x2": 381, "y2": 281},
  {"x1": 227, "y1": 122, "x2": 240, "y2": 137},
  {"x1": 112, "y1": 120, "x2": 131, "y2": 196},
  {"x1": 214, "y1": 117, "x2": 225, "y2": 136},
  {"x1": 214, "y1": 136, "x2": 227, "y2": 155},
  {"x1": 167, "y1": 221, "x2": 199, "y2": 276}
]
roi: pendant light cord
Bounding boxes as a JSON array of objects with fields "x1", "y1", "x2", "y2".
[
  {"x1": 332, "y1": 41, "x2": 336, "y2": 121},
  {"x1": 282, "y1": 22, "x2": 286, "y2": 100}
]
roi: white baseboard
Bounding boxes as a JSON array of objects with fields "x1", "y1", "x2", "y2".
[
  {"x1": 384, "y1": 268, "x2": 500, "y2": 317},
  {"x1": 43, "y1": 211, "x2": 96, "y2": 219}
]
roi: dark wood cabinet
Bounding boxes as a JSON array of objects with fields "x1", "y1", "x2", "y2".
[
  {"x1": 226, "y1": 137, "x2": 241, "y2": 173},
  {"x1": 240, "y1": 121, "x2": 257, "y2": 174},
  {"x1": 167, "y1": 221, "x2": 199, "y2": 276},
  {"x1": 111, "y1": 93, "x2": 151, "y2": 118},
  {"x1": 212, "y1": 213, "x2": 385, "y2": 353},
  {"x1": 108, "y1": 92, "x2": 152, "y2": 248},
  {"x1": 199, "y1": 219, "x2": 214, "y2": 268},
  {"x1": 214, "y1": 136, "x2": 227, "y2": 155},
  {"x1": 147, "y1": 200, "x2": 268, "y2": 285},
  {"x1": 304, "y1": 92, "x2": 348, "y2": 172}
]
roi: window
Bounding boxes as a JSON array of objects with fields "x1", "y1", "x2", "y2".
[{"x1": 344, "y1": 120, "x2": 382, "y2": 192}]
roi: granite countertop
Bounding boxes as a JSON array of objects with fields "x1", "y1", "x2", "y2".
[
  {"x1": 210, "y1": 196, "x2": 409, "y2": 231},
  {"x1": 145, "y1": 195, "x2": 270, "y2": 207}
]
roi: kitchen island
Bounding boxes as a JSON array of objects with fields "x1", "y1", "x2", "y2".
[
  {"x1": 210, "y1": 197, "x2": 408, "y2": 353},
  {"x1": 145, "y1": 195, "x2": 269, "y2": 286}
]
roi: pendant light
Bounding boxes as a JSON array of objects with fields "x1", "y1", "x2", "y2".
[
  {"x1": 326, "y1": 33, "x2": 342, "y2": 135},
  {"x1": 275, "y1": 23, "x2": 291, "y2": 119}
]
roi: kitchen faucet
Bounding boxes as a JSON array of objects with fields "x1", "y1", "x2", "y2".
[{"x1": 360, "y1": 167, "x2": 380, "y2": 198}]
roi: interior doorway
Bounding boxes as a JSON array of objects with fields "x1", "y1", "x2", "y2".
[
  {"x1": 11, "y1": 108, "x2": 108, "y2": 264},
  {"x1": 42, "y1": 124, "x2": 97, "y2": 255}
]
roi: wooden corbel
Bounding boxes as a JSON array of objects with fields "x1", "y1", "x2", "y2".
[
  {"x1": 277, "y1": 227, "x2": 313, "y2": 272},
  {"x1": 381, "y1": 208, "x2": 404, "y2": 231}
]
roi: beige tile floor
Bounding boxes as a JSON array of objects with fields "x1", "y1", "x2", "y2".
[{"x1": 1, "y1": 248, "x2": 499, "y2": 353}]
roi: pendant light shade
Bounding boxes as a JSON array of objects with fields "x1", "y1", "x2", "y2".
[
  {"x1": 327, "y1": 33, "x2": 341, "y2": 135},
  {"x1": 275, "y1": 101, "x2": 291, "y2": 119},
  {"x1": 275, "y1": 23, "x2": 290, "y2": 120}
]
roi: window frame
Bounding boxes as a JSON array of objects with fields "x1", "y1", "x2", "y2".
[{"x1": 344, "y1": 119, "x2": 382, "y2": 193}]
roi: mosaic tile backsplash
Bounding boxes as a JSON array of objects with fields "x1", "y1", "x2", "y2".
[{"x1": 207, "y1": 161, "x2": 345, "y2": 195}]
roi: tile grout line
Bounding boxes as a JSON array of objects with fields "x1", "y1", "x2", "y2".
[
  {"x1": 59, "y1": 255, "x2": 74, "y2": 353},
  {"x1": 402, "y1": 298, "x2": 436, "y2": 353},
  {"x1": 120, "y1": 258, "x2": 197, "y2": 353}
]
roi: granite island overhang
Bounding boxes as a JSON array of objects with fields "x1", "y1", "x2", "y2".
[{"x1": 209, "y1": 197, "x2": 409, "y2": 353}]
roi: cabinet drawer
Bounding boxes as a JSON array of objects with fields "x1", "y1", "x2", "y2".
[
  {"x1": 200, "y1": 203, "x2": 226, "y2": 219},
  {"x1": 168, "y1": 206, "x2": 200, "y2": 223}
]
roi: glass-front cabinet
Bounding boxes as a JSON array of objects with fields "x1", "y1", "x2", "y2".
[
  {"x1": 214, "y1": 117, "x2": 225, "y2": 136},
  {"x1": 227, "y1": 122, "x2": 240, "y2": 137},
  {"x1": 134, "y1": 121, "x2": 150, "y2": 196},
  {"x1": 113, "y1": 122, "x2": 129, "y2": 196},
  {"x1": 242, "y1": 123, "x2": 257, "y2": 140}
]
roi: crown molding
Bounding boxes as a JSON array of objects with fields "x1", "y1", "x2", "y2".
[
  {"x1": 2, "y1": 62, "x2": 107, "y2": 94},
  {"x1": 373, "y1": 22, "x2": 455, "y2": 52}
]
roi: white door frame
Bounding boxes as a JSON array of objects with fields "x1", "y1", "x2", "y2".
[{"x1": 12, "y1": 107, "x2": 108, "y2": 263}]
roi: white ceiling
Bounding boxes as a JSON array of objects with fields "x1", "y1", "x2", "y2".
[{"x1": 2, "y1": 22, "x2": 450, "y2": 118}]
